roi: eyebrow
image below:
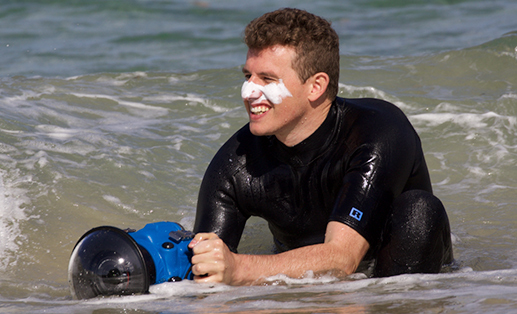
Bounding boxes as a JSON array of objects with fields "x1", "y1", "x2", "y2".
[{"x1": 241, "y1": 67, "x2": 279, "y2": 78}]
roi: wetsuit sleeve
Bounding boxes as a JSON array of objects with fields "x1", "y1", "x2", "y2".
[
  {"x1": 329, "y1": 99, "x2": 426, "y2": 250},
  {"x1": 193, "y1": 132, "x2": 250, "y2": 253}
]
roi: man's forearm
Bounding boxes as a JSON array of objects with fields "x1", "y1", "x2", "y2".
[{"x1": 231, "y1": 241, "x2": 360, "y2": 285}]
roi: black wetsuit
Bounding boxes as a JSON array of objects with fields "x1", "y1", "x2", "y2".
[{"x1": 194, "y1": 97, "x2": 453, "y2": 276}]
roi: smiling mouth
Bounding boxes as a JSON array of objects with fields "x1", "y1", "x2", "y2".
[{"x1": 250, "y1": 105, "x2": 270, "y2": 115}]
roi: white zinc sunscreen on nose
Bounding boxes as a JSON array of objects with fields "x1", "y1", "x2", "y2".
[{"x1": 241, "y1": 80, "x2": 292, "y2": 104}]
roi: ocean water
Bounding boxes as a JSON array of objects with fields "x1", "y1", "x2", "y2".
[{"x1": 1, "y1": 0, "x2": 517, "y2": 313}]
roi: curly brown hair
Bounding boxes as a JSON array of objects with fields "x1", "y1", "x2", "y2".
[{"x1": 244, "y1": 8, "x2": 340, "y2": 100}]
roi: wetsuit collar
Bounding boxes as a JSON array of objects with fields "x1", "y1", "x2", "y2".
[{"x1": 270, "y1": 98, "x2": 341, "y2": 167}]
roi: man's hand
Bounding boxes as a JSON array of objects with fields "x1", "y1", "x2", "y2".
[{"x1": 188, "y1": 233, "x2": 237, "y2": 284}]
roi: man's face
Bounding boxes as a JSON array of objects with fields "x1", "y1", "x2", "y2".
[{"x1": 241, "y1": 45, "x2": 313, "y2": 145}]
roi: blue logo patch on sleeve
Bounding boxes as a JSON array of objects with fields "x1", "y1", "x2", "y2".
[{"x1": 349, "y1": 207, "x2": 363, "y2": 221}]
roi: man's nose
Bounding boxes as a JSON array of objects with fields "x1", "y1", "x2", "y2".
[{"x1": 242, "y1": 80, "x2": 264, "y2": 101}]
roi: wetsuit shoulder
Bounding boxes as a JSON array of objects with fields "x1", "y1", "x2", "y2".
[
  {"x1": 340, "y1": 98, "x2": 414, "y2": 132},
  {"x1": 329, "y1": 97, "x2": 432, "y2": 249}
]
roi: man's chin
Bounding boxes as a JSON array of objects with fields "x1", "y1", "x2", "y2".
[{"x1": 248, "y1": 124, "x2": 273, "y2": 137}]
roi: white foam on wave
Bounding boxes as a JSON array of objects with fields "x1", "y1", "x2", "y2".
[
  {"x1": 71, "y1": 93, "x2": 169, "y2": 118},
  {"x1": 3, "y1": 89, "x2": 118, "y2": 152},
  {"x1": 498, "y1": 92, "x2": 517, "y2": 100},
  {"x1": 411, "y1": 110, "x2": 517, "y2": 167},
  {"x1": 410, "y1": 111, "x2": 513, "y2": 129},
  {"x1": 101, "y1": 269, "x2": 517, "y2": 311},
  {"x1": 261, "y1": 270, "x2": 343, "y2": 286},
  {"x1": 86, "y1": 72, "x2": 234, "y2": 114},
  {"x1": 0, "y1": 169, "x2": 30, "y2": 271},
  {"x1": 144, "y1": 93, "x2": 230, "y2": 113},
  {"x1": 34, "y1": 125, "x2": 84, "y2": 141},
  {"x1": 102, "y1": 195, "x2": 138, "y2": 215},
  {"x1": 68, "y1": 72, "x2": 150, "y2": 86},
  {"x1": 338, "y1": 83, "x2": 413, "y2": 111},
  {"x1": 3, "y1": 87, "x2": 175, "y2": 154},
  {"x1": 500, "y1": 47, "x2": 517, "y2": 60},
  {"x1": 25, "y1": 267, "x2": 517, "y2": 314}
]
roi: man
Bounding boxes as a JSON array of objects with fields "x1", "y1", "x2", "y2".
[{"x1": 188, "y1": 8, "x2": 453, "y2": 285}]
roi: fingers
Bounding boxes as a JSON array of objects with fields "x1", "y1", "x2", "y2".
[
  {"x1": 188, "y1": 233, "x2": 233, "y2": 284},
  {"x1": 188, "y1": 232, "x2": 219, "y2": 249},
  {"x1": 193, "y1": 273, "x2": 221, "y2": 283},
  {"x1": 190, "y1": 238, "x2": 226, "y2": 263},
  {"x1": 191, "y1": 260, "x2": 224, "y2": 283}
]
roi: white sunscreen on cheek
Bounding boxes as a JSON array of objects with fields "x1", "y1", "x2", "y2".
[{"x1": 241, "y1": 80, "x2": 292, "y2": 104}]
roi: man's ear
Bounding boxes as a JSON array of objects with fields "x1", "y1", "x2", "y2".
[{"x1": 308, "y1": 72, "x2": 330, "y2": 102}]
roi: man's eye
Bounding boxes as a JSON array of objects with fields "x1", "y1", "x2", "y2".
[{"x1": 244, "y1": 74, "x2": 251, "y2": 81}]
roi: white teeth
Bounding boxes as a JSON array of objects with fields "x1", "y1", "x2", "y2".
[{"x1": 250, "y1": 106, "x2": 270, "y2": 114}]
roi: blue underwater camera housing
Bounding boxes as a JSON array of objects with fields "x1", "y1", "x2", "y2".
[{"x1": 68, "y1": 221, "x2": 194, "y2": 299}]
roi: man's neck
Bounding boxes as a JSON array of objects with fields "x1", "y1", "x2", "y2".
[{"x1": 277, "y1": 98, "x2": 333, "y2": 147}]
